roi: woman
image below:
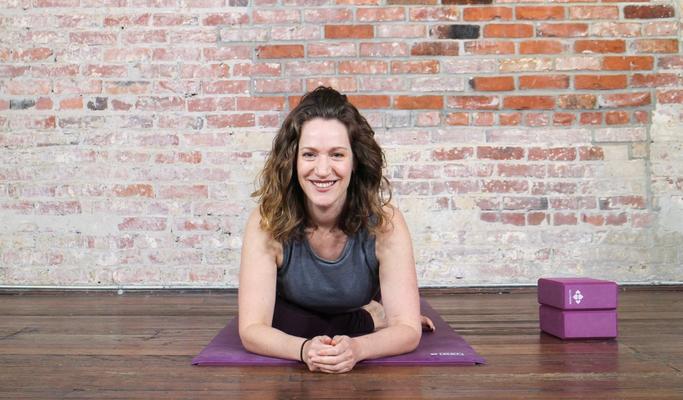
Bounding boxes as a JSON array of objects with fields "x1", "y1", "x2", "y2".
[{"x1": 238, "y1": 87, "x2": 430, "y2": 374}]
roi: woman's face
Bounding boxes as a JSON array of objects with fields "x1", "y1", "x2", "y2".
[{"x1": 297, "y1": 118, "x2": 353, "y2": 217}]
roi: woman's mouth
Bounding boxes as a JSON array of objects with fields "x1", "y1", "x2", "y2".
[{"x1": 311, "y1": 180, "x2": 336, "y2": 189}]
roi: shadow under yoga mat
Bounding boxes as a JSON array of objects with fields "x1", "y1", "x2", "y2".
[{"x1": 192, "y1": 299, "x2": 485, "y2": 366}]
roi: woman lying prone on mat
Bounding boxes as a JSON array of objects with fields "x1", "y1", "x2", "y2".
[{"x1": 238, "y1": 87, "x2": 434, "y2": 374}]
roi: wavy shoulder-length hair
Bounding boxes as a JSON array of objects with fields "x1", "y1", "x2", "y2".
[{"x1": 252, "y1": 86, "x2": 392, "y2": 243}]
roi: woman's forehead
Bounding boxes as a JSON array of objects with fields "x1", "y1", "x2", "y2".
[{"x1": 299, "y1": 118, "x2": 350, "y2": 147}]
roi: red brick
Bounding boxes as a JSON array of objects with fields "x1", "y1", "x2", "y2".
[
  {"x1": 624, "y1": 5, "x2": 675, "y2": 19},
  {"x1": 445, "y1": 113, "x2": 469, "y2": 125},
  {"x1": 339, "y1": 60, "x2": 388, "y2": 74},
  {"x1": 471, "y1": 76, "x2": 514, "y2": 91},
  {"x1": 575, "y1": 40, "x2": 625, "y2": 54},
  {"x1": 519, "y1": 75, "x2": 569, "y2": 90},
  {"x1": 304, "y1": 9, "x2": 353, "y2": 23},
  {"x1": 203, "y1": 80, "x2": 249, "y2": 94},
  {"x1": 357, "y1": 7, "x2": 405, "y2": 21},
  {"x1": 473, "y1": 112, "x2": 494, "y2": 126},
  {"x1": 118, "y1": 217, "x2": 167, "y2": 231},
  {"x1": 600, "y1": 92, "x2": 651, "y2": 107},
  {"x1": 603, "y1": 56, "x2": 654, "y2": 71},
  {"x1": 558, "y1": 94, "x2": 596, "y2": 109},
  {"x1": 11, "y1": 47, "x2": 53, "y2": 62},
  {"x1": 499, "y1": 113, "x2": 521, "y2": 125},
  {"x1": 391, "y1": 60, "x2": 439, "y2": 74},
  {"x1": 519, "y1": 40, "x2": 565, "y2": 54},
  {"x1": 659, "y1": 56, "x2": 683, "y2": 70},
  {"x1": 347, "y1": 95, "x2": 390, "y2": 109},
  {"x1": 463, "y1": 7, "x2": 512, "y2": 21},
  {"x1": 528, "y1": 212, "x2": 547, "y2": 225},
  {"x1": 253, "y1": 9, "x2": 299, "y2": 24},
  {"x1": 553, "y1": 113, "x2": 575, "y2": 126},
  {"x1": 537, "y1": 23, "x2": 588, "y2": 37},
  {"x1": 582, "y1": 213, "x2": 605, "y2": 226},
  {"x1": 236, "y1": 97, "x2": 286, "y2": 111},
  {"x1": 631, "y1": 73, "x2": 680, "y2": 88},
  {"x1": 158, "y1": 185, "x2": 208, "y2": 199},
  {"x1": 482, "y1": 180, "x2": 529, "y2": 193},
  {"x1": 257, "y1": 45, "x2": 304, "y2": 59},
  {"x1": 206, "y1": 113, "x2": 255, "y2": 128},
  {"x1": 528, "y1": 147, "x2": 576, "y2": 161},
  {"x1": 575, "y1": 74, "x2": 627, "y2": 90},
  {"x1": 203, "y1": 12, "x2": 249, "y2": 25},
  {"x1": 606, "y1": 111, "x2": 629, "y2": 125},
  {"x1": 484, "y1": 24, "x2": 533, "y2": 38},
  {"x1": 525, "y1": 113, "x2": 549, "y2": 127},
  {"x1": 69, "y1": 32, "x2": 117, "y2": 45},
  {"x1": 464, "y1": 41, "x2": 515, "y2": 55},
  {"x1": 411, "y1": 42, "x2": 459, "y2": 56},
  {"x1": 394, "y1": 95, "x2": 443, "y2": 109},
  {"x1": 605, "y1": 213, "x2": 628, "y2": 226},
  {"x1": 657, "y1": 90, "x2": 683, "y2": 104},
  {"x1": 634, "y1": 110, "x2": 649, "y2": 124},
  {"x1": 516, "y1": 6, "x2": 564, "y2": 20},
  {"x1": 409, "y1": 6, "x2": 459, "y2": 21},
  {"x1": 580, "y1": 112, "x2": 602, "y2": 125},
  {"x1": 477, "y1": 146, "x2": 524, "y2": 160},
  {"x1": 569, "y1": 6, "x2": 618, "y2": 20},
  {"x1": 60, "y1": 97, "x2": 83, "y2": 110},
  {"x1": 498, "y1": 164, "x2": 545, "y2": 178},
  {"x1": 361, "y1": 42, "x2": 410, "y2": 57},
  {"x1": 306, "y1": 77, "x2": 357, "y2": 92},
  {"x1": 447, "y1": 96, "x2": 500, "y2": 110},
  {"x1": 579, "y1": 146, "x2": 604, "y2": 161},
  {"x1": 112, "y1": 184, "x2": 154, "y2": 198},
  {"x1": 501, "y1": 213, "x2": 526, "y2": 226},
  {"x1": 325, "y1": 25, "x2": 374, "y2": 39},
  {"x1": 553, "y1": 212, "x2": 577, "y2": 225},
  {"x1": 503, "y1": 96, "x2": 555, "y2": 110},
  {"x1": 633, "y1": 39, "x2": 679, "y2": 54}
]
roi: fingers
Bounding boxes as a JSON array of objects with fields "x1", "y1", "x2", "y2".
[
  {"x1": 309, "y1": 336, "x2": 357, "y2": 374},
  {"x1": 421, "y1": 315, "x2": 435, "y2": 332}
]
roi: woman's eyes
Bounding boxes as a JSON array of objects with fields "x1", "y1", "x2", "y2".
[{"x1": 301, "y1": 152, "x2": 346, "y2": 159}]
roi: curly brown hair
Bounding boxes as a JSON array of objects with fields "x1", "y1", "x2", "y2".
[{"x1": 252, "y1": 86, "x2": 392, "y2": 242}]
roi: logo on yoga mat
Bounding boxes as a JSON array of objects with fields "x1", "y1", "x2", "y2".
[
  {"x1": 430, "y1": 352, "x2": 465, "y2": 357},
  {"x1": 569, "y1": 289, "x2": 584, "y2": 305}
]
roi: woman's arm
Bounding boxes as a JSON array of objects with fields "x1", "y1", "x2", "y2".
[
  {"x1": 306, "y1": 207, "x2": 422, "y2": 373},
  {"x1": 238, "y1": 209, "x2": 304, "y2": 361}
]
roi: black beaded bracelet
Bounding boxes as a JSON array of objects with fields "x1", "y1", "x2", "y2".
[{"x1": 300, "y1": 338, "x2": 311, "y2": 363}]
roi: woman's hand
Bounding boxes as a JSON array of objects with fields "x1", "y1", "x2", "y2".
[{"x1": 304, "y1": 335, "x2": 361, "y2": 374}]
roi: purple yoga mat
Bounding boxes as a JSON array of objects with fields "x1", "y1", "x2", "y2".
[{"x1": 192, "y1": 299, "x2": 485, "y2": 366}]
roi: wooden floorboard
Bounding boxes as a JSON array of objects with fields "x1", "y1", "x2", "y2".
[{"x1": 1, "y1": 290, "x2": 682, "y2": 399}]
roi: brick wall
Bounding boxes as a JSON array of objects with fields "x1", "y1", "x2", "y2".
[{"x1": 0, "y1": 0, "x2": 681, "y2": 287}]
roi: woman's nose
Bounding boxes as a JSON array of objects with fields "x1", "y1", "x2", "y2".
[{"x1": 314, "y1": 156, "x2": 330, "y2": 176}]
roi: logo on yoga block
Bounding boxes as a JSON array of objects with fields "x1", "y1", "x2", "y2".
[{"x1": 569, "y1": 289, "x2": 584, "y2": 305}]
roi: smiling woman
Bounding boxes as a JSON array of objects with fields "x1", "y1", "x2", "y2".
[{"x1": 237, "y1": 87, "x2": 431, "y2": 374}]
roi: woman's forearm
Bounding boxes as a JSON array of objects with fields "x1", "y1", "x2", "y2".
[
  {"x1": 353, "y1": 323, "x2": 421, "y2": 361},
  {"x1": 240, "y1": 323, "x2": 305, "y2": 361}
]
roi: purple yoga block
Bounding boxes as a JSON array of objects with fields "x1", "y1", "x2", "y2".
[
  {"x1": 539, "y1": 305, "x2": 618, "y2": 339},
  {"x1": 538, "y1": 277, "x2": 618, "y2": 310}
]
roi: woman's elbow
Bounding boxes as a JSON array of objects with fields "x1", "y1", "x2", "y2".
[{"x1": 405, "y1": 325, "x2": 422, "y2": 352}]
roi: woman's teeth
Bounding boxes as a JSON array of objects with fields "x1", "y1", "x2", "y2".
[{"x1": 312, "y1": 181, "x2": 334, "y2": 188}]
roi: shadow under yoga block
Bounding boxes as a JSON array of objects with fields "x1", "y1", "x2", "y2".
[{"x1": 539, "y1": 305, "x2": 618, "y2": 339}]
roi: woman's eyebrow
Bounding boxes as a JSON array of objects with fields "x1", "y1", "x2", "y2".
[{"x1": 299, "y1": 146, "x2": 350, "y2": 151}]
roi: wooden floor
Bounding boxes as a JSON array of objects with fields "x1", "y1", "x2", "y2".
[{"x1": 1, "y1": 288, "x2": 682, "y2": 399}]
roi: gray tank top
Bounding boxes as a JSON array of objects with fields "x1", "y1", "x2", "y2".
[{"x1": 277, "y1": 228, "x2": 380, "y2": 314}]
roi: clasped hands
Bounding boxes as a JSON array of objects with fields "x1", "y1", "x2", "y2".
[{"x1": 302, "y1": 335, "x2": 360, "y2": 374}]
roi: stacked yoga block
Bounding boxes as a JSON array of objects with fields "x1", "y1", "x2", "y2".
[{"x1": 538, "y1": 277, "x2": 619, "y2": 339}]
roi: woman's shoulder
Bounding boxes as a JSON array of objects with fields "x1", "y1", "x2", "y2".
[
  {"x1": 374, "y1": 204, "x2": 408, "y2": 238},
  {"x1": 244, "y1": 208, "x2": 283, "y2": 260}
]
